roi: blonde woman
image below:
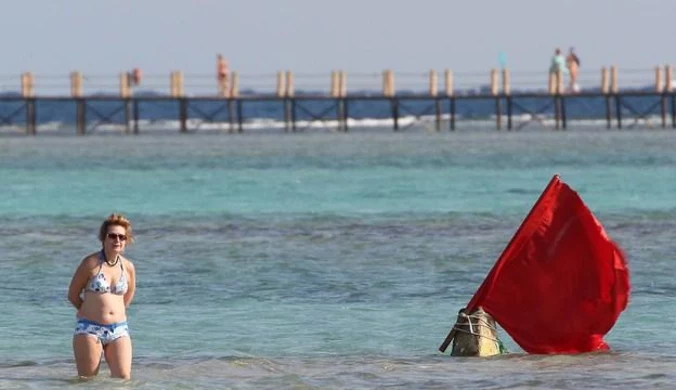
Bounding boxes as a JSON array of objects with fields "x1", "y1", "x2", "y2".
[{"x1": 68, "y1": 214, "x2": 137, "y2": 379}]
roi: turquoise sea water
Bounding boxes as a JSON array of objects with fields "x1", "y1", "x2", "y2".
[{"x1": 2, "y1": 129, "x2": 676, "y2": 389}]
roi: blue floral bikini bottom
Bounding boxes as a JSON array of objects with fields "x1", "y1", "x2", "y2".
[{"x1": 74, "y1": 318, "x2": 129, "y2": 345}]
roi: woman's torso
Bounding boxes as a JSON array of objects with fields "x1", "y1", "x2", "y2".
[
  {"x1": 567, "y1": 56, "x2": 579, "y2": 74},
  {"x1": 550, "y1": 55, "x2": 568, "y2": 74},
  {"x1": 78, "y1": 252, "x2": 129, "y2": 324}
]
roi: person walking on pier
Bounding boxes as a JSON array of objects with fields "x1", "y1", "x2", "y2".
[
  {"x1": 217, "y1": 54, "x2": 230, "y2": 97},
  {"x1": 566, "y1": 47, "x2": 581, "y2": 93}
]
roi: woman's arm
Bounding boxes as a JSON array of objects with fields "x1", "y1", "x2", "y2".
[
  {"x1": 124, "y1": 260, "x2": 137, "y2": 308},
  {"x1": 68, "y1": 258, "x2": 92, "y2": 309}
]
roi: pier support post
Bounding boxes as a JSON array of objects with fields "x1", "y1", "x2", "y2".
[
  {"x1": 237, "y1": 99, "x2": 244, "y2": 133},
  {"x1": 548, "y1": 70, "x2": 565, "y2": 130},
  {"x1": 342, "y1": 97, "x2": 349, "y2": 132},
  {"x1": 21, "y1": 72, "x2": 36, "y2": 135},
  {"x1": 120, "y1": 72, "x2": 131, "y2": 99},
  {"x1": 449, "y1": 97, "x2": 456, "y2": 131},
  {"x1": 506, "y1": 96, "x2": 513, "y2": 130},
  {"x1": 71, "y1": 71, "x2": 83, "y2": 98},
  {"x1": 429, "y1": 70, "x2": 441, "y2": 131},
  {"x1": 331, "y1": 71, "x2": 340, "y2": 131},
  {"x1": 172, "y1": 71, "x2": 187, "y2": 133},
  {"x1": 133, "y1": 99, "x2": 140, "y2": 134},
  {"x1": 382, "y1": 69, "x2": 395, "y2": 98},
  {"x1": 392, "y1": 98, "x2": 399, "y2": 131},
  {"x1": 611, "y1": 66, "x2": 621, "y2": 129},
  {"x1": 170, "y1": 72, "x2": 177, "y2": 98},
  {"x1": 291, "y1": 99, "x2": 297, "y2": 132},
  {"x1": 330, "y1": 70, "x2": 343, "y2": 131},
  {"x1": 338, "y1": 70, "x2": 348, "y2": 132},
  {"x1": 124, "y1": 98, "x2": 133, "y2": 134},
  {"x1": 330, "y1": 71, "x2": 339, "y2": 98},
  {"x1": 445, "y1": 70, "x2": 455, "y2": 131},
  {"x1": 615, "y1": 96, "x2": 622, "y2": 129},
  {"x1": 671, "y1": 92, "x2": 676, "y2": 129},
  {"x1": 120, "y1": 72, "x2": 133, "y2": 134},
  {"x1": 176, "y1": 71, "x2": 185, "y2": 97},
  {"x1": 26, "y1": 98, "x2": 36, "y2": 136},
  {"x1": 285, "y1": 100, "x2": 294, "y2": 131},
  {"x1": 180, "y1": 98, "x2": 188, "y2": 133},
  {"x1": 277, "y1": 71, "x2": 290, "y2": 132},
  {"x1": 502, "y1": 68, "x2": 512, "y2": 130},
  {"x1": 382, "y1": 70, "x2": 398, "y2": 131},
  {"x1": 76, "y1": 99, "x2": 86, "y2": 135},
  {"x1": 665, "y1": 65, "x2": 674, "y2": 129},
  {"x1": 22, "y1": 72, "x2": 35, "y2": 99},
  {"x1": 435, "y1": 97, "x2": 442, "y2": 132},
  {"x1": 601, "y1": 67, "x2": 612, "y2": 129},
  {"x1": 71, "y1": 71, "x2": 86, "y2": 135},
  {"x1": 491, "y1": 69, "x2": 501, "y2": 130},
  {"x1": 656, "y1": 66, "x2": 667, "y2": 128},
  {"x1": 285, "y1": 71, "x2": 296, "y2": 132},
  {"x1": 555, "y1": 70, "x2": 565, "y2": 130},
  {"x1": 227, "y1": 99, "x2": 235, "y2": 133},
  {"x1": 230, "y1": 71, "x2": 240, "y2": 133},
  {"x1": 672, "y1": 92, "x2": 676, "y2": 130}
]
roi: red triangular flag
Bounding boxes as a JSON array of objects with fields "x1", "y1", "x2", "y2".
[{"x1": 464, "y1": 175, "x2": 630, "y2": 354}]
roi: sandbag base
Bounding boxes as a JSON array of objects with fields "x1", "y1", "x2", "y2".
[{"x1": 450, "y1": 307, "x2": 503, "y2": 357}]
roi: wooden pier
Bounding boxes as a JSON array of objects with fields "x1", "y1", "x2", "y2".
[{"x1": 0, "y1": 66, "x2": 674, "y2": 135}]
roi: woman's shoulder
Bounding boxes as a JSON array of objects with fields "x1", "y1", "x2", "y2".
[
  {"x1": 121, "y1": 256, "x2": 136, "y2": 272},
  {"x1": 75, "y1": 252, "x2": 101, "y2": 274},
  {"x1": 81, "y1": 252, "x2": 101, "y2": 265}
]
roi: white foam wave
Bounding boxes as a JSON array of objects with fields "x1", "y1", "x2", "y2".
[{"x1": 0, "y1": 113, "x2": 672, "y2": 134}]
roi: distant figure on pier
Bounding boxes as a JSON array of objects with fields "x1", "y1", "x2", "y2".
[
  {"x1": 549, "y1": 48, "x2": 569, "y2": 76},
  {"x1": 566, "y1": 47, "x2": 581, "y2": 93},
  {"x1": 217, "y1": 54, "x2": 230, "y2": 97},
  {"x1": 128, "y1": 68, "x2": 142, "y2": 87},
  {"x1": 549, "y1": 48, "x2": 569, "y2": 93}
]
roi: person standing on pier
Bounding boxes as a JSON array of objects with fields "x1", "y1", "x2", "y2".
[
  {"x1": 549, "y1": 48, "x2": 569, "y2": 76},
  {"x1": 566, "y1": 47, "x2": 581, "y2": 93},
  {"x1": 217, "y1": 54, "x2": 230, "y2": 97},
  {"x1": 549, "y1": 48, "x2": 569, "y2": 93}
]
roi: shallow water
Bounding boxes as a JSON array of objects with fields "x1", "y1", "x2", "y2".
[{"x1": 1, "y1": 129, "x2": 676, "y2": 388}]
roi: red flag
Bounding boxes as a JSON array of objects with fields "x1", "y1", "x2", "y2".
[{"x1": 465, "y1": 175, "x2": 630, "y2": 354}]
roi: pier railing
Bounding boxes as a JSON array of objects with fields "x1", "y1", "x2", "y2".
[{"x1": 2, "y1": 67, "x2": 673, "y2": 97}]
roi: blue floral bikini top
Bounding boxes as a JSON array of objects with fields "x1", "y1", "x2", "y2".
[{"x1": 86, "y1": 250, "x2": 128, "y2": 295}]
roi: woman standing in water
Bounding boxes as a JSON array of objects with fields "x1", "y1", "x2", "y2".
[{"x1": 68, "y1": 214, "x2": 137, "y2": 379}]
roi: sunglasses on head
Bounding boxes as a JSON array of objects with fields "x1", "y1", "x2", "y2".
[{"x1": 107, "y1": 233, "x2": 127, "y2": 241}]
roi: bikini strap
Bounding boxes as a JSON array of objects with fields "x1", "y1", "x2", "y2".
[{"x1": 97, "y1": 250, "x2": 106, "y2": 270}]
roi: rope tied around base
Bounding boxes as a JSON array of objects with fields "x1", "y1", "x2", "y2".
[{"x1": 452, "y1": 310, "x2": 508, "y2": 354}]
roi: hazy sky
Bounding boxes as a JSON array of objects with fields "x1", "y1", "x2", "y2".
[{"x1": 3, "y1": 0, "x2": 675, "y2": 77}]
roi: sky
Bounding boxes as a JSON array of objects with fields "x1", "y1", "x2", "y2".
[{"x1": 2, "y1": 0, "x2": 675, "y2": 80}]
